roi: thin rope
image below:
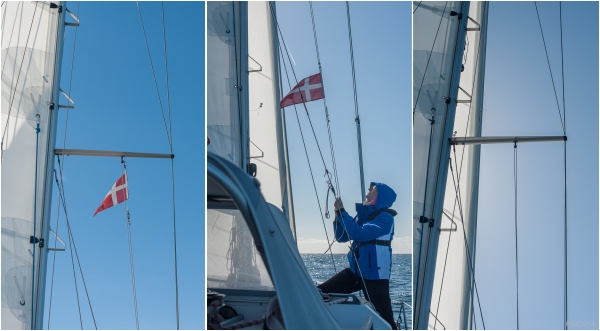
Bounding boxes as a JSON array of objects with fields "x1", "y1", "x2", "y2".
[
  {"x1": 270, "y1": 3, "x2": 335, "y2": 188},
  {"x1": 413, "y1": 1, "x2": 449, "y2": 121},
  {"x1": 1, "y1": 3, "x2": 38, "y2": 161},
  {"x1": 559, "y1": 3, "x2": 568, "y2": 329},
  {"x1": 534, "y1": 1, "x2": 565, "y2": 135},
  {"x1": 309, "y1": 1, "x2": 341, "y2": 196},
  {"x1": 514, "y1": 143, "x2": 519, "y2": 330},
  {"x1": 303, "y1": 3, "x2": 372, "y2": 297},
  {"x1": 121, "y1": 160, "x2": 140, "y2": 329},
  {"x1": 277, "y1": 20, "x2": 337, "y2": 274}
]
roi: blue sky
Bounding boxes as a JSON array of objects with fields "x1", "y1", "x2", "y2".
[
  {"x1": 275, "y1": 1, "x2": 412, "y2": 255},
  {"x1": 43, "y1": 2, "x2": 204, "y2": 329},
  {"x1": 473, "y1": 2, "x2": 598, "y2": 329}
]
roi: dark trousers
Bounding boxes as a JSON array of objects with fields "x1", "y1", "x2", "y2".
[{"x1": 317, "y1": 268, "x2": 398, "y2": 330}]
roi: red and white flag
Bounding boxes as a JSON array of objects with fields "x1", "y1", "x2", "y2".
[
  {"x1": 280, "y1": 73, "x2": 324, "y2": 108},
  {"x1": 94, "y1": 172, "x2": 128, "y2": 216}
]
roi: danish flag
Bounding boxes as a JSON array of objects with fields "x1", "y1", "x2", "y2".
[
  {"x1": 94, "y1": 172, "x2": 128, "y2": 216},
  {"x1": 280, "y1": 73, "x2": 324, "y2": 108}
]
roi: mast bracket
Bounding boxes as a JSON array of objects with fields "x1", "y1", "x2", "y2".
[
  {"x1": 450, "y1": 11, "x2": 463, "y2": 20},
  {"x1": 30, "y1": 236, "x2": 44, "y2": 248},
  {"x1": 247, "y1": 163, "x2": 257, "y2": 177},
  {"x1": 419, "y1": 216, "x2": 434, "y2": 228}
]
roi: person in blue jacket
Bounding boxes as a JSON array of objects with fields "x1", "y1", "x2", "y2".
[{"x1": 317, "y1": 182, "x2": 398, "y2": 329}]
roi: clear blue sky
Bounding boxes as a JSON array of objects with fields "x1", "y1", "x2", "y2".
[
  {"x1": 43, "y1": 2, "x2": 204, "y2": 329},
  {"x1": 275, "y1": 1, "x2": 412, "y2": 256},
  {"x1": 473, "y1": 2, "x2": 598, "y2": 329}
]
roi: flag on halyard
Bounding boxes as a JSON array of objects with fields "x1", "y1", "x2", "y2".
[
  {"x1": 94, "y1": 172, "x2": 128, "y2": 216},
  {"x1": 280, "y1": 73, "x2": 324, "y2": 108}
]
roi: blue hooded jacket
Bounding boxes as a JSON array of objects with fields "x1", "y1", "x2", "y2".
[{"x1": 333, "y1": 182, "x2": 397, "y2": 280}]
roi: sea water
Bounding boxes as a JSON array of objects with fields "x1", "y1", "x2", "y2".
[{"x1": 302, "y1": 254, "x2": 412, "y2": 329}]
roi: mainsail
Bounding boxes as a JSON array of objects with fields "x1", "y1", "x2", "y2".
[
  {"x1": 412, "y1": 1, "x2": 474, "y2": 329},
  {"x1": 1, "y1": 1, "x2": 66, "y2": 329},
  {"x1": 207, "y1": 1, "x2": 247, "y2": 168},
  {"x1": 247, "y1": 1, "x2": 295, "y2": 235}
]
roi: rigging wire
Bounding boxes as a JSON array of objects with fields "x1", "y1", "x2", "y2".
[
  {"x1": 53, "y1": 164, "x2": 98, "y2": 329},
  {"x1": 559, "y1": 2, "x2": 568, "y2": 329},
  {"x1": 345, "y1": 1, "x2": 366, "y2": 200},
  {"x1": 514, "y1": 143, "x2": 520, "y2": 330},
  {"x1": 450, "y1": 147, "x2": 486, "y2": 329},
  {"x1": 413, "y1": 1, "x2": 449, "y2": 122},
  {"x1": 274, "y1": 5, "x2": 337, "y2": 274},
  {"x1": 160, "y1": 3, "x2": 181, "y2": 329},
  {"x1": 136, "y1": 1, "x2": 172, "y2": 150},
  {"x1": 413, "y1": 1, "x2": 423, "y2": 14},
  {"x1": 48, "y1": 2, "x2": 81, "y2": 327},
  {"x1": 309, "y1": 1, "x2": 341, "y2": 198},
  {"x1": 534, "y1": 1, "x2": 565, "y2": 135},
  {"x1": 1, "y1": 3, "x2": 38, "y2": 161},
  {"x1": 305, "y1": 1, "x2": 371, "y2": 301},
  {"x1": 269, "y1": 3, "x2": 336, "y2": 191}
]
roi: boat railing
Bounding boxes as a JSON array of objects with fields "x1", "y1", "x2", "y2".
[{"x1": 396, "y1": 301, "x2": 411, "y2": 330}]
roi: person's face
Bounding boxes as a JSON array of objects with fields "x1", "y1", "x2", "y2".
[{"x1": 366, "y1": 184, "x2": 378, "y2": 201}]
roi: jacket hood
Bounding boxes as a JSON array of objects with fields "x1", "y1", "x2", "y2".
[{"x1": 371, "y1": 182, "x2": 396, "y2": 209}]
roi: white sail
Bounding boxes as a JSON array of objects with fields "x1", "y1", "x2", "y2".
[
  {"x1": 412, "y1": 1, "x2": 469, "y2": 329},
  {"x1": 207, "y1": 1, "x2": 247, "y2": 168},
  {"x1": 1, "y1": 1, "x2": 64, "y2": 329},
  {"x1": 247, "y1": 1, "x2": 295, "y2": 235},
  {"x1": 429, "y1": 2, "x2": 488, "y2": 330}
]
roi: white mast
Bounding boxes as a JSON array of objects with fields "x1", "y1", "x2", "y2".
[
  {"x1": 429, "y1": 2, "x2": 488, "y2": 329},
  {"x1": 1, "y1": 1, "x2": 67, "y2": 329},
  {"x1": 412, "y1": 2, "x2": 470, "y2": 329}
]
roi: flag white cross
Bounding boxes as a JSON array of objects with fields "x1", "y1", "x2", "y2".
[{"x1": 290, "y1": 77, "x2": 322, "y2": 102}]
